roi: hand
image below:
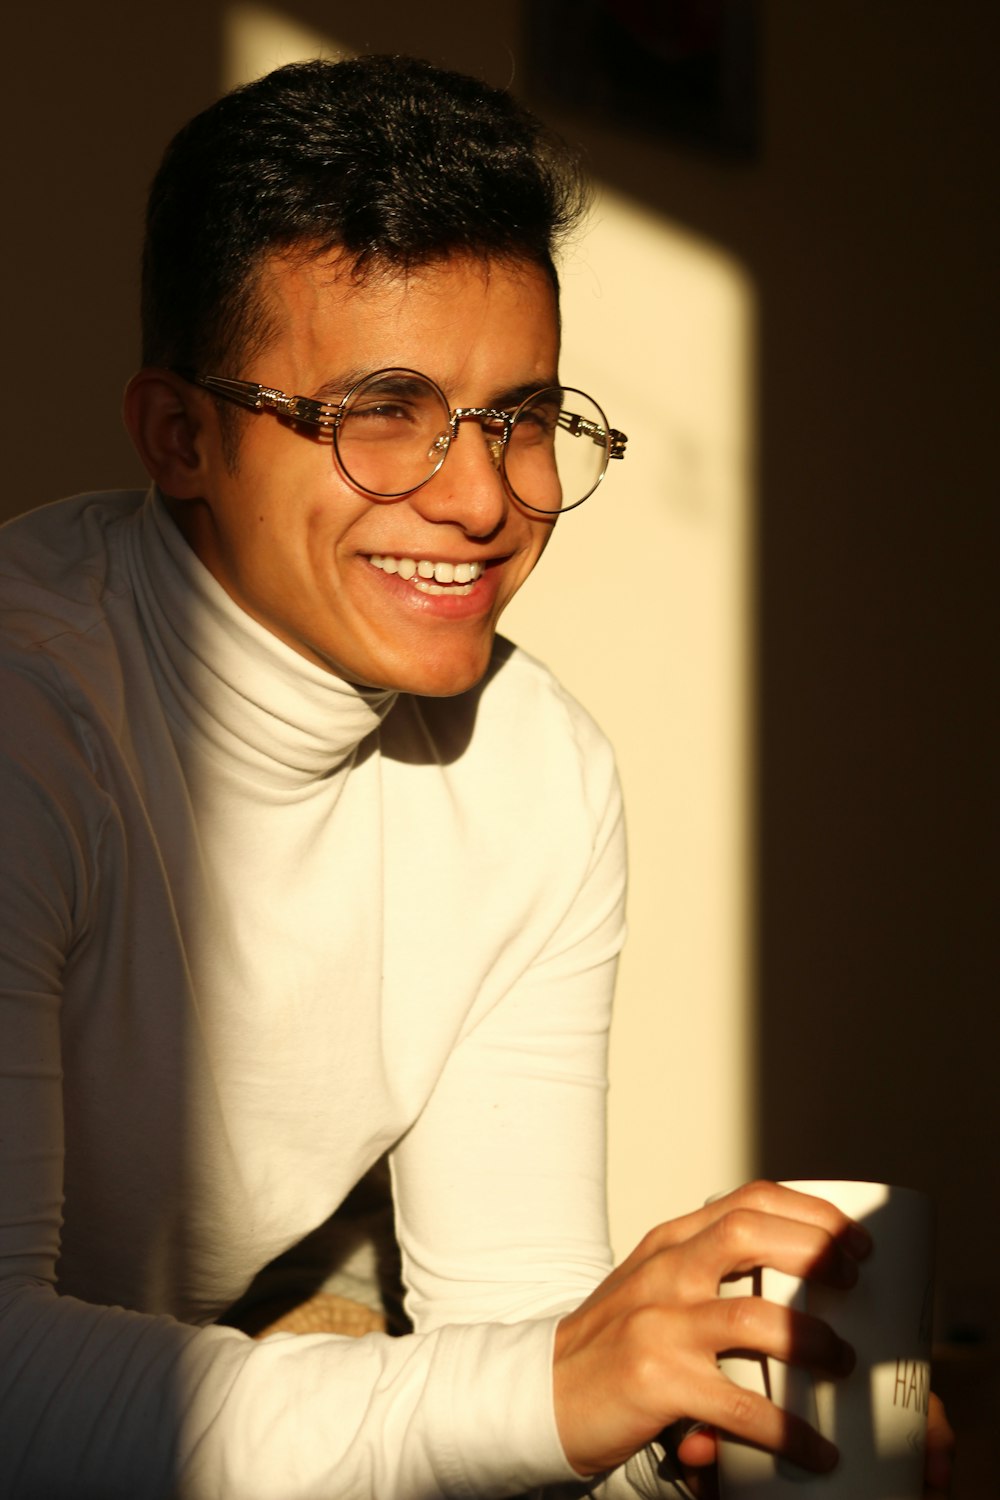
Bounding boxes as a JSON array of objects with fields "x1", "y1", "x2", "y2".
[
  {"x1": 553, "y1": 1180, "x2": 871, "y2": 1479},
  {"x1": 923, "y1": 1392, "x2": 955, "y2": 1493},
  {"x1": 670, "y1": 1389, "x2": 955, "y2": 1496}
]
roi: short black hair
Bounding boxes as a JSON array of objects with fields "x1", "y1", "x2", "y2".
[{"x1": 141, "y1": 55, "x2": 587, "y2": 377}]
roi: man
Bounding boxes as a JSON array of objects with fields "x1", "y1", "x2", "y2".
[{"x1": 0, "y1": 56, "x2": 950, "y2": 1498}]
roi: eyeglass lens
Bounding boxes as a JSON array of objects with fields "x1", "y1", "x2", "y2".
[{"x1": 333, "y1": 370, "x2": 611, "y2": 512}]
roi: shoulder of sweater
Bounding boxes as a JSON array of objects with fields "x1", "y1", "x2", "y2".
[
  {"x1": 0, "y1": 492, "x2": 148, "y2": 758},
  {"x1": 0, "y1": 490, "x2": 147, "y2": 644}
]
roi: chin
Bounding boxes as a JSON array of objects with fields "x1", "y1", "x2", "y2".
[
  {"x1": 354, "y1": 644, "x2": 494, "y2": 699},
  {"x1": 382, "y1": 663, "x2": 489, "y2": 699}
]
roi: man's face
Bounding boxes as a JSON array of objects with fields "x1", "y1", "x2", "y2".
[{"x1": 178, "y1": 251, "x2": 560, "y2": 696}]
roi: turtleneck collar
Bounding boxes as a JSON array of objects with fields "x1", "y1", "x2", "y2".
[{"x1": 125, "y1": 489, "x2": 397, "y2": 786}]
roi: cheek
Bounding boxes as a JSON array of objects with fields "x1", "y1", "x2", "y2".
[
  {"x1": 520, "y1": 517, "x2": 557, "y2": 578},
  {"x1": 300, "y1": 493, "x2": 375, "y2": 588},
  {"x1": 494, "y1": 522, "x2": 554, "y2": 615},
  {"x1": 533, "y1": 518, "x2": 557, "y2": 561}
]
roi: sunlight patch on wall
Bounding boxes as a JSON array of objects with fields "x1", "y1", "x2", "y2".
[
  {"x1": 223, "y1": 1, "x2": 350, "y2": 90},
  {"x1": 503, "y1": 188, "x2": 757, "y2": 1255}
]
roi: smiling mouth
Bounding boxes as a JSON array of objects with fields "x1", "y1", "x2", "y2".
[{"x1": 368, "y1": 554, "x2": 486, "y2": 597}]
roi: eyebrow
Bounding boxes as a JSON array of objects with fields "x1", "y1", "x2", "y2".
[
  {"x1": 484, "y1": 378, "x2": 561, "y2": 411},
  {"x1": 312, "y1": 369, "x2": 377, "y2": 403},
  {"x1": 309, "y1": 371, "x2": 561, "y2": 409}
]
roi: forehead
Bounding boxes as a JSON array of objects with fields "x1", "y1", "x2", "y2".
[{"x1": 248, "y1": 249, "x2": 560, "y2": 395}]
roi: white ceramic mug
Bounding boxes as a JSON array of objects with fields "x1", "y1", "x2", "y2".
[{"x1": 716, "y1": 1180, "x2": 934, "y2": 1499}]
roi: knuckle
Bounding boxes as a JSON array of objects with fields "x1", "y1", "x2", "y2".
[
  {"x1": 731, "y1": 1179, "x2": 775, "y2": 1209},
  {"x1": 670, "y1": 1260, "x2": 705, "y2": 1305},
  {"x1": 717, "y1": 1207, "x2": 756, "y2": 1257},
  {"x1": 632, "y1": 1237, "x2": 705, "y2": 1306},
  {"x1": 618, "y1": 1305, "x2": 672, "y2": 1390},
  {"x1": 635, "y1": 1220, "x2": 676, "y2": 1258},
  {"x1": 721, "y1": 1295, "x2": 759, "y2": 1343},
  {"x1": 620, "y1": 1302, "x2": 668, "y2": 1353},
  {"x1": 628, "y1": 1256, "x2": 665, "y2": 1306},
  {"x1": 722, "y1": 1384, "x2": 760, "y2": 1430}
]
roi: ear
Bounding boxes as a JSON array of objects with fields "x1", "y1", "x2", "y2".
[{"x1": 123, "y1": 369, "x2": 213, "y2": 498}]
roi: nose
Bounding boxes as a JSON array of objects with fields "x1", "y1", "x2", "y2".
[{"x1": 406, "y1": 422, "x2": 509, "y2": 539}]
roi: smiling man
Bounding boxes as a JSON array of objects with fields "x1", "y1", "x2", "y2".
[
  {"x1": 132, "y1": 252, "x2": 561, "y2": 697},
  {"x1": 0, "y1": 55, "x2": 951, "y2": 1500}
]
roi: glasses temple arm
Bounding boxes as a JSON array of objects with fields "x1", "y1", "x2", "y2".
[
  {"x1": 172, "y1": 370, "x2": 335, "y2": 427},
  {"x1": 557, "y1": 409, "x2": 629, "y2": 460}
]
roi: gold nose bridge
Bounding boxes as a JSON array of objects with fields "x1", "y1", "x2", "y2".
[{"x1": 445, "y1": 406, "x2": 511, "y2": 473}]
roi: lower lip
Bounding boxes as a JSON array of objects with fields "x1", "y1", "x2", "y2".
[{"x1": 359, "y1": 559, "x2": 502, "y2": 620}]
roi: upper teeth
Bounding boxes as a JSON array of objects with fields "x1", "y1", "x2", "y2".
[{"x1": 369, "y1": 555, "x2": 483, "y2": 585}]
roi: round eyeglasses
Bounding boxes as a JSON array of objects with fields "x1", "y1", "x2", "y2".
[{"x1": 179, "y1": 366, "x2": 628, "y2": 514}]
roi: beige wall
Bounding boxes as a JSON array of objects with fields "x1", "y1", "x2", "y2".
[{"x1": 5, "y1": 2, "x2": 997, "y2": 1482}]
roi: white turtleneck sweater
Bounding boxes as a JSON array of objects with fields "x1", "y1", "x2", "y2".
[{"x1": 0, "y1": 490, "x2": 687, "y2": 1499}]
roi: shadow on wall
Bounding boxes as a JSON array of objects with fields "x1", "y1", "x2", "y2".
[{"x1": 4, "y1": 0, "x2": 529, "y2": 519}]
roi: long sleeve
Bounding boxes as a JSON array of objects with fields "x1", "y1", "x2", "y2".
[
  {"x1": 0, "y1": 654, "x2": 684, "y2": 1499},
  {"x1": 385, "y1": 710, "x2": 691, "y2": 1500},
  {"x1": 0, "y1": 659, "x2": 586, "y2": 1497},
  {"x1": 0, "y1": 490, "x2": 677, "y2": 1497},
  {"x1": 390, "y1": 734, "x2": 625, "y2": 1334}
]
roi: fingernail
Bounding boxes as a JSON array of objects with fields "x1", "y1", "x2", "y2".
[
  {"x1": 845, "y1": 1223, "x2": 873, "y2": 1258},
  {"x1": 811, "y1": 1434, "x2": 839, "y2": 1472}
]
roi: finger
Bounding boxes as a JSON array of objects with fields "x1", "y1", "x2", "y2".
[
  {"x1": 683, "y1": 1366, "x2": 839, "y2": 1474},
  {"x1": 923, "y1": 1392, "x2": 955, "y2": 1492},
  {"x1": 588, "y1": 1182, "x2": 873, "y2": 1309},
  {"x1": 723, "y1": 1209, "x2": 859, "y2": 1285},
  {"x1": 710, "y1": 1184, "x2": 872, "y2": 1263},
  {"x1": 664, "y1": 1208, "x2": 866, "y2": 1304},
  {"x1": 674, "y1": 1423, "x2": 718, "y2": 1468},
  {"x1": 646, "y1": 1181, "x2": 871, "y2": 1256},
  {"x1": 657, "y1": 1421, "x2": 718, "y2": 1497},
  {"x1": 630, "y1": 1188, "x2": 872, "y2": 1296},
  {"x1": 690, "y1": 1294, "x2": 856, "y2": 1380}
]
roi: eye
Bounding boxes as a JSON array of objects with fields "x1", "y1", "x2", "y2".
[
  {"x1": 339, "y1": 371, "x2": 448, "y2": 444},
  {"x1": 343, "y1": 399, "x2": 417, "y2": 425},
  {"x1": 511, "y1": 398, "x2": 559, "y2": 446}
]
